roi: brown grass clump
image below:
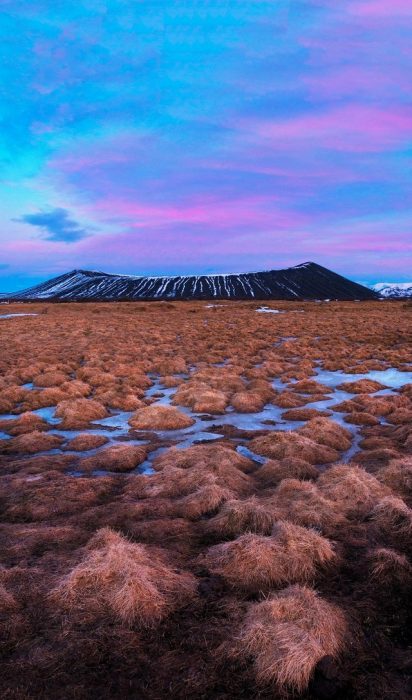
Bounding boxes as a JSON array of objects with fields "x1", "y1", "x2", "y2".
[
  {"x1": 173, "y1": 383, "x2": 228, "y2": 413},
  {"x1": 33, "y1": 371, "x2": 68, "y2": 387},
  {"x1": 370, "y1": 496, "x2": 412, "y2": 543},
  {"x1": 298, "y1": 417, "x2": 352, "y2": 451},
  {"x1": 386, "y1": 408, "x2": 412, "y2": 425},
  {"x1": 129, "y1": 405, "x2": 195, "y2": 430},
  {"x1": 0, "y1": 430, "x2": 63, "y2": 454},
  {"x1": 377, "y1": 458, "x2": 412, "y2": 500},
  {"x1": 235, "y1": 585, "x2": 346, "y2": 691},
  {"x1": 368, "y1": 547, "x2": 412, "y2": 585},
  {"x1": 175, "y1": 481, "x2": 233, "y2": 519},
  {"x1": 272, "y1": 479, "x2": 346, "y2": 534},
  {"x1": 281, "y1": 408, "x2": 331, "y2": 421},
  {"x1": 0, "y1": 411, "x2": 49, "y2": 436},
  {"x1": 202, "y1": 521, "x2": 335, "y2": 591},
  {"x1": 290, "y1": 379, "x2": 330, "y2": 395},
  {"x1": 344, "y1": 411, "x2": 380, "y2": 426},
  {"x1": 249, "y1": 431, "x2": 338, "y2": 464},
  {"x1": 255, "y1": 458, "x2": 319, "y2": 487},
  {"x1": 153, "y1": 443, "x2": 254, "y2": 475},
  {"x1": 206, "y1": 497, "x2": 275, "y2": 537},
  {"x1": 128, "y1": 460, "x2": 248, "y2": 516},
  {"x1": 192, "y1": 389, "x2": 228, "y2": 413},
  {"x1": 95, "y1": 390, "x2": 144, "y2": 412},
  {"x1": 55, "y1": 398, "x2": 108, "y2": 428},
  {"x1": 80, "y1": 444, "x2": 148, "y2": 472},
  {"x1": 318, "y1": 465, "x2": 390, "y2": 517},
  {"x1": 61, "y1": 379, "x2": 91, "y2": 398},
  {"x1": 272, "y1": 392, "x2": 308, "y2": 408},
  {"x1": 336, "y1": 378, "x2": 387, "y2": 393},
  {"x1": 0, "y1": 568, "x2": 19, "y2": 613},
  {"x1": 4, "y1": 472, "x2": 115, "y2": 521},
  {"x1": 51, "y1": 528, "x2": 196, "y2": 625},
  {"x1": 65, "y1": 434, "x2": 109, "y2": 451},
  {"x1": 231, "y1": 391, "x2": 266, "y2": 413}
]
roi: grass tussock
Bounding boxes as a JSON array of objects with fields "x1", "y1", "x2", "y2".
[
  {"x1": 368, "y1": 547, "x2": 412, "y2": 585},
  {"x1": 249, "y1": 431, "x2": 339, "y2": 464},
  {"x1": 336, "y1": 378, "x2": 388, "y2": 393},
  {"x1": 370, "y1": 496, "x2": 412, "y2": 543},
  {"x1": 65, "y1": 433, "x2": 109, "y2": 451},
  {"x1": 318, "y1": 465, "x2": 390, "y2": 517},
  {"x1": 80, "y1": 444, "x2": 148, "y2": 472},
  {"x1": 377, "y1": 458, "x2": 412, "y2": 500},
  {"x1": 271, "y1": 479, "x2": 346, "y2": 534},
  {"x1": 235, "y1": 585, "x2": 346, "y2": 691},
  {"x1": 51, "y1": 527, "x2": 196, "y2": 625},
  {"x1": 173, "y1": 383, "x2": 229, "y2": 413},
  {"x1": 129, "y1": 404, "x2": 195, "y2": 430},
  {"x1": 202, "y1": 521, "x2": 335, "y2": 591},
  {"x1": 231, "y1": 391, "x2": 266, "y2": 413},
  {"x1": 255, "y1": 458, "x2": 319, "y2": 488},
  {"x1": 206, "y1": 497, "x2": 275, "y2": 537},
  {"x1": 153, "y1": 443, "x2": 254, "y2": 475},
  {"x1": 1, "y1": 411, "x2": 49, "y2": 436},
  {"x1": 0, "y1": 430, "x2": 63, "y2": 454},
  {"x1": 55, "y1": 398, "x2": 108, "y2": 428},
  {"x1": 298, "y1": 417, "x2": 352, "y2": 451}
]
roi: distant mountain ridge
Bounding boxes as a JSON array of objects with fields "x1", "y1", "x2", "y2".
[
  {"x1": 370, "y1": 282, "x2": 412, "y2": 298},
  {"x1": 3, "y1": 262, "x2": 378, "y2": 301}
]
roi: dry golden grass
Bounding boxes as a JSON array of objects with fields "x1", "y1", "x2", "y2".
[
  {"x1": 344, "y1": 411, "x2": 380, "y2": 426},
  {"x1": 297, "y1": 417, "x2": 352, "y2": 451},
  {"x1": 0, "y1": 411, "x2": 49, "y2": 436},
  {"x1": 336, "y1": 378, "x2": 387, "y2": 393},
  {"x1": 368, "y1": 547, "x2": 412, "y2": 585},
  {"x1": 80, "y1": 444, "x2": 148, "y2": 472},
  {"x1": 51, "y1": 527, "x2": 196, "y2": 625},
  {"x1": 231, "y1": 391, "x2": 266, "y2": 413},
  {"x1": 0, "y1": 300, "x2": 411, "y2": 697},
  {"x1": 206, "y1": 497, "x2": 275, "y2": 537},
  {"x1": 270, "y1": 479, "x2": 347, "y2": 534},
  {"x1": 202, "y1": 521, "x2": 335, "y2": 591},
  {"x1": 154, "y1": 443, "x2": 253, "y2": 473},
  {"x1": 65, "y1": 434, "x2": 109, "y2": 451},
  {"x1": 173, "y1": 383, "x2": 229, "y2": 413},
  {"x1": 255, "y1": 458, "x2": 319, "y2": 488},
  {"x1": 377, "y1": 458, "x2": 412, "y2": 500},
  {"x1": 249, "y1": 431, "x2": 339, "y2": 464},
  {"x1": 318, "y1": 465, "x2": 390, "y2": 517},
  {"x1": 129, "y1": 404, "x2": 195, "y2": 430},
  {"x1": 370, "y1": 496, "x2": 412, "y2": 543},
  {"x1": 55, "y1": 398, "x2": 108, "y2": 427},
  {"x1": 0, "y1": 430, "x2": 63, "y2": 454},
  {"x1": 235, "y1": 585, "x2": 346, "y2": 691}
]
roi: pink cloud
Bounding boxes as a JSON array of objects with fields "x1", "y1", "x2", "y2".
[
  {"x1": 349, "y1": 1, "x2": 412, "y2": 17},
  {"x1": 304, "y1": 67, "x2": 411, "y2": 100},
  {"x1": 243, "y1": 106, "x2": 412, "y2": 153},
  {"x1": 89, "y1": 196, "x2": 307, "y2": 230}
]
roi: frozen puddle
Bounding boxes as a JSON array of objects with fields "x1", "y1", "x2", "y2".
[
  {"x1": 1, "y1": 366, "x2": 411, "y2": 473},
  {"x1": 0, "y1": 313, "x2": 38, "y2": 319},
  {"x1": 257, "y1": 307, "x2": 283, "y2": 314}
]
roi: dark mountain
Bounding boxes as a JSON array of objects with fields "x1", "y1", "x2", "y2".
[{"x1": 3, "y1": 262, "x2": 378, "y2": 301}]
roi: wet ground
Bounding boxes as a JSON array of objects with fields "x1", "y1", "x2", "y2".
[{"x1": 1, "y1": 362, "x2": 411, "y2": 475}]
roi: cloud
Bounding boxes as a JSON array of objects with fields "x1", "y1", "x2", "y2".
[{"x1": 15, "y1": 208, "x2": 92, "y2": 243}]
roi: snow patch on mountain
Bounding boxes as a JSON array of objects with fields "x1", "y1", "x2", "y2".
[{"x1": 371, "y1": 283, "x2": 412, "y2": 298}]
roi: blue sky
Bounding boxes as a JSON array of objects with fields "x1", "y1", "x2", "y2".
[{"x1": 0, "y1": 1, "x2": 411, "y2": 291}]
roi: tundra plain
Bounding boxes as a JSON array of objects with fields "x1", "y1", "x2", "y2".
[{"x1": 0, "y1": 299, "x2": 411, "y2": 699}]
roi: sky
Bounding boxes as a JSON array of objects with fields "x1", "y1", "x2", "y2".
[{"x1": 0, "y1": 1, "x2": 411, "y2": 292}]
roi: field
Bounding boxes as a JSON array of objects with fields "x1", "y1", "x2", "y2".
[{"x1": 0, "y1": 299, "x2": 411, "y2": 699}]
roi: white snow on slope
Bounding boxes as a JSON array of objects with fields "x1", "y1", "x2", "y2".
[{"x1": 371, "y1": 283, "x2": 412, "y2": 298}]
